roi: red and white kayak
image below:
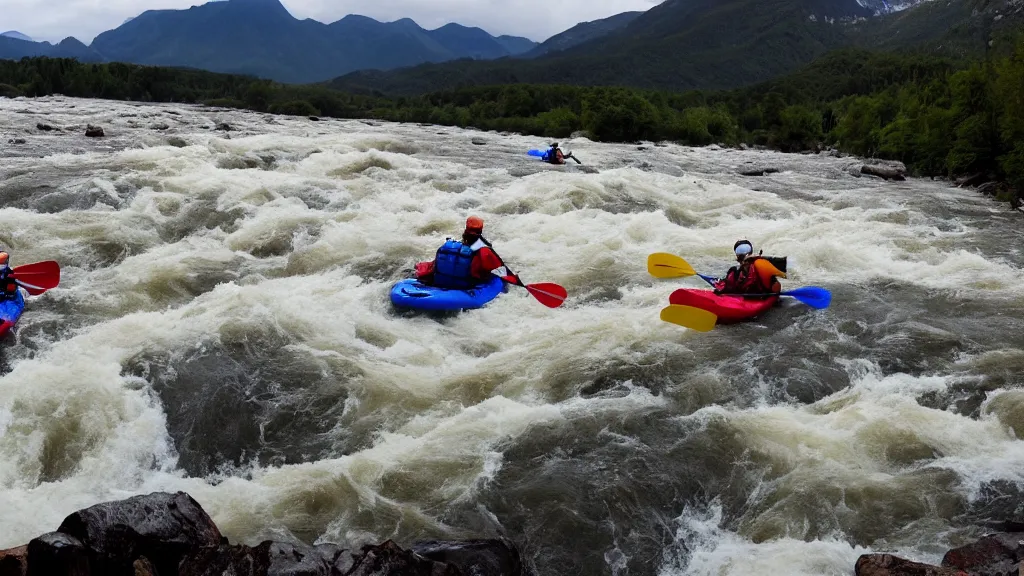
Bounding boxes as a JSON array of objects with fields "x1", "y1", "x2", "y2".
[{"x1": 668, "y1": 289, "x2": 778, "y2": 323}]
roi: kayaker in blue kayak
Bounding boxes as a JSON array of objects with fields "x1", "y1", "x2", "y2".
[
  {"x1": 544, "y1": 143, "x2": 579, "y2": 165},
  {"x1": 713, "y1": 240, "x2": 786, "y2": 297},
  {"x1": 415, "y1": 216, "x2": 506, "y2": 288},
  {"x1": 0, "y1": 252, "x2": 16, "y2": 299}
]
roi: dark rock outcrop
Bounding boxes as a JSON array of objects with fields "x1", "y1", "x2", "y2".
[
  {"x1": 856, "y1": 530, "x2": 1024, "y2": 575},
  {"x1": 941, "y1": 532, "x2": 1024, "y2": 575},
  {"x1": 56, "y1": 491, "x2": 222, "y2": 575},
  {"x1": 1, "y1": 491, "x2": 532, "y2": 576},
  {"x1": 84, "y1": 125, "x2": 104, "y2": 137},
  {"x1": 855, "y1": 553, "x2": 966, "y2": 575},
  {"x1": 179, "y1": 540, "x2": 334, "y2": 576},
  {"x1": 0, "y1": 545, "x2": 27, "y2": 576},
  {"x1": 25, "y1": 532, "x2": 90, "y2": 576}
]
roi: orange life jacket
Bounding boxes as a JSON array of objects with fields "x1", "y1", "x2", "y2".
[{"x1": 718, "y1": 257, "x2": 784, "y2": 297}]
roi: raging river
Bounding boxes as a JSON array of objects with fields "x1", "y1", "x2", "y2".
[{"x1": 1, "y1": 96, "x2": 1023, "y2": 575}]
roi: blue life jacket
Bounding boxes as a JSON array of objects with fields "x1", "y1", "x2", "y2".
[
  {"x1": 0, "y1": 266, "x2": 14, "y2": 299},
  {"x1": 432, "y1": 240, "x2": 477, "y2": 289}
]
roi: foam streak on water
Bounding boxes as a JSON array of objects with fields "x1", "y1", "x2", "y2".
[{"x1": 1, "y1": 96, "x2": 1023, "y2": 575}]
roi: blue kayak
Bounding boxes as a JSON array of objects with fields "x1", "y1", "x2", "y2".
[
  {"x1": 0, "y1": 289, "x2": 25, "y2": 337},
  {"x1": 390, "y1": 275, "x2": 506, "y2": 311},
  {"x1": 528, "y1": 149, "x2": 551, "y2": 161}
]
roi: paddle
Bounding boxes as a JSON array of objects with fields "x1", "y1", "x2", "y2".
[
  {"x1": 8, "y1": 260, "x2": 61, "y2": 295},
  {"x1": 660, "y1": 305, "x2": 718, "y2": 332},
  {"x1": 721, "y1": 286, "x2": 832, "y2": 309},
  {"x1": 646, "y1": 253, "x2": 832, "y2": 309},
  {"x1": 500, "y1": 274, "x2": 567, "y2": 308},
  {"x1": 483, "y1": 238, "x2": 567, "y2": 308}
]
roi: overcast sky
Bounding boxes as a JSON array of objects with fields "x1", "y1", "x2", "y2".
[{"x1": 3, "y1": 0, "x2": 664, "y2": 45}]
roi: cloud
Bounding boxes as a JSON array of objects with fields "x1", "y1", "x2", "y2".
[{"x1": 3, "y1": 0, "x2": 663, "y2": 44}]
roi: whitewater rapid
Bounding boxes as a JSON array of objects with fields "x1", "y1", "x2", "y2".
[{"x1": 1, "y1": 96, "x2": 1023, "y2": 575}]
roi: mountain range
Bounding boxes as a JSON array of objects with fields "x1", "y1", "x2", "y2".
[
  {"x1": 0, "y1": 0, "x2": 539, "y2": 84},
  {"x1": 2, "y1": 0, "x2": 1020, "y2": 96},
  {"x1": 328, "y1": 0, "x2": 1024, "y2": 95}
]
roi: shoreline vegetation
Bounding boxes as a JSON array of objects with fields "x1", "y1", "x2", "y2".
[{"x1": 2, "y1": 41, "x2": 1023, "y2": 212}]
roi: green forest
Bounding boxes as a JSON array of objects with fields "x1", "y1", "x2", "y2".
[{"x1": 1, "y1": 40, "x2": 1022, "y2": 203}]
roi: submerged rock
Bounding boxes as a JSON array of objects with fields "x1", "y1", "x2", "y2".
[
  {"x1": 739, "y1": 167, "x2": 780, "y2": 176},
  {"x1": 411, "y1": 538, "x2": 529, "y2": 576},
  {"x1": 861, "y1": 164, "x2": 905, "y2": 181}
]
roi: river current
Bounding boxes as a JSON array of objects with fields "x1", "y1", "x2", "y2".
[{"x1": 1, "y1": 96, "x2": 1023, "y2": 575}]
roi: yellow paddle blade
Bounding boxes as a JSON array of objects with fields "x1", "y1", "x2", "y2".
[
  {"x1": 659, "y1": 305, "x2": 718, "y2": 332},
  {"x1": 647, "y1": 253, "x2": 697, "y2": 278}
]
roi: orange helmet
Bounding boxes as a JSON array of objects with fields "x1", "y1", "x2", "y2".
[
  {"x1": 0, "y1": 252, "x2": 8, "y2": 266},
  {"x1": 465, "y1": 216, "x2": 484, "y2": 233}
]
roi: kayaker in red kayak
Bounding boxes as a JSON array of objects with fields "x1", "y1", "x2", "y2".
[
  {"x1": 713, "y1": 240, "x2": 786, "y2": 297},
  {"x1": 0, "y1": 252, "x2": 16, "y2": 299},
  {"x1": 415, "y1": 216, "x2": 505, "y2": 288}
]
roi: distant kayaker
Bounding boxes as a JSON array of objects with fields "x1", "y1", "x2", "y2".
[
  {"x1": 545, "y1": 143, "x2": 574, "y2": 165},
  {"x1": 416, "y1": 216, "x2": 505, "y2": 288},
  {"x1": 0, "y1": 252, "x2": 16, "y2": 299},
  {"x1": 713, "y1": 240, "x2": 786, "y2": 297}
]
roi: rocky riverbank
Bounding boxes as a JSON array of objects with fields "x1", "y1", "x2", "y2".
[
  {"x1": 855, "y1": 525, "x2": 1024, "y2": 576},
  {"x1": 0, "y1": 492, "x2": 531, "y2": 576}
]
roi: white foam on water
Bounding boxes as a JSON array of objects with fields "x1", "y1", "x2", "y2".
[{"x1": 1, "y1": 98, "x2": 1023, "y2": 568}]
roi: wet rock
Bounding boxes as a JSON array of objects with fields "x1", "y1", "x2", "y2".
[
  {"x1": 309, "y1": 116, "x2": 320, "y2": 121},
  {"x1": 26, "y1": 532, "x2": 90, "y2": 576},
  {"x1": 151, "y1": 123, "x2": 170, "y2": 130},
  {"x1": 739, "y1": 167, "x2": 780, "y2": 176},
  {"x1": 411, "y1": 538, "x2": 529, "y2": 576},
  {"x1": 471, "y1": 137, "x2": 487, "y2": 145},
  {"x1": 855, "y1": 554, "x2": 965, "y2": 575},
  {"x1": 941, "y1": 532, "x2": 1024, "y2": 575},
  {"x1": 0, "y1": 545, "x2": 27, "y2": 576},
  {"x1": 57, "y1": 491, "x2": 222, "y2": 576},
  {"x1": 314, "y1": 544, "x2": 354, "y2": 574},
  {"x1": 216, "y1": 122, "x2": 233, "y2": 131},
  {"x1": 84, "y1": 125, "x2": 104, "y2": 137},
  {"x1": 957, "y1": 172, "x2": 989, "y2": 187},
  {"x1": 35, "y1": 123, "x2": 55, "y2": 131},
  {"x1": 861, "y1": 164, "x2": 906, "y2": 181},
  {"x1": 347, "y1": 540, "x2": 460, "y2": 576},
  {"x1": 179, "y1": 540, "x2": 332, "y2": 576},
  {"x1": 7, "y1": 138, "x2": 26, "y2": 144},
  {"x1": 977, "y1": 181, "x2": 1001, "y2": 196},
  {"x1": 167, "y1": 136, "x2": 188, "y2": 148}
]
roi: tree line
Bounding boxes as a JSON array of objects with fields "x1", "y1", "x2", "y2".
[{"x1": 1, "y1": 43, "x2": 1022, "y2": 200}]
